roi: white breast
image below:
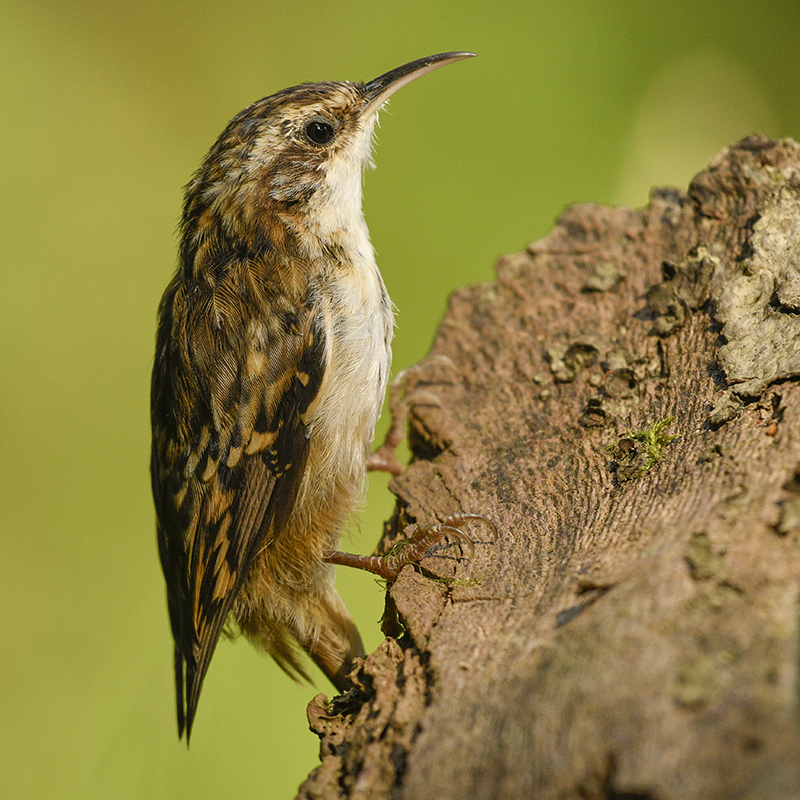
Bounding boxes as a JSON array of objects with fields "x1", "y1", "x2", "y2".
[
  {"x1": 311, "y1": 245, "x2": 394, "y2": 482},
  {"x1": 293, "y1": 111, "x2": 394, "y2": 498}
]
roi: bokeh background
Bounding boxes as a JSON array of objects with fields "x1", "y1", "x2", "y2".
[{"x1": 2, "y1": 0, "x2": 798, "y2": 797}]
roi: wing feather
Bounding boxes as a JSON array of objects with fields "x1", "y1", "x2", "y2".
[{"x1": 151, "y1": 262, "x2": 325, "y2": 740}]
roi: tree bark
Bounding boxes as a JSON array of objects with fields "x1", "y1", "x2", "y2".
[{"x1": 297, "y1": 135, "x2": 800, "y2": 800}]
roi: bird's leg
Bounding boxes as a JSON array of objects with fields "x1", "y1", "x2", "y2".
[
  {"x1": 323, "y1": 514, "x2": 498, "y2": 581},
  {"x1": 366, "y1": 360, "x2": 452, "y2": 476},
  {"x1": 366, "y1": 369, "x2": 416, "y2": 476}
]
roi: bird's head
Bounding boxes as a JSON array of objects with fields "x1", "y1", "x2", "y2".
[{"x1": 180, "y1": 52, "x2": 474, "y2": 258}]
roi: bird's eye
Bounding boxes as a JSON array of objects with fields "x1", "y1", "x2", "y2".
[{"x1": 304, "y1": 118, "x2": 335, "y2": 145}]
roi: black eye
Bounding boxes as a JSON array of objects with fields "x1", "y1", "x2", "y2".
[{"x1": 304, "y1": 119, "x2": 335, "y2": 145}]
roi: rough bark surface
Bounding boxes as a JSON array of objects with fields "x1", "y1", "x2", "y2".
[{"x1": 296, "y1": 136, "x2": 800, "y2": 800}]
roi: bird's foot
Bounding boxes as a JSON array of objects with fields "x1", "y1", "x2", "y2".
[
  {"x1": 323, "y1": 514, "x2": 498, "y2": 581},
  {"x1": 367, "y1": 359, "x2": 455, "y2": 476}
]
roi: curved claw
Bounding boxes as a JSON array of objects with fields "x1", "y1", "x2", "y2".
[
  {"x1": 444, "y1": 514, "x2": 499, "y2": 542},
  {"x1": 324, "y1": 513, "x2": 499, "y2": 581},
  {"x1": 431, "y1": 524, "x2": 476, "y2": 560}
]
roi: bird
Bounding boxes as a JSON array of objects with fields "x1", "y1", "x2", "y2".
[{"x1": 150, "y1": 51, "x2": 489, "y2": 743}]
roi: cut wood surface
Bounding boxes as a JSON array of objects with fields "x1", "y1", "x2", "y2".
[{"x1": 297, "y1": 136, "x2": 800, "y2": 800}]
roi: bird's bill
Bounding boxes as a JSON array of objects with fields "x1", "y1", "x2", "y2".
[{"x1": 361, "y1": 51, "x2": 475, "y2": 119}]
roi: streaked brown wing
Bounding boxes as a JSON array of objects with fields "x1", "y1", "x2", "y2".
[{"x1": 151, "y1": 269, "x2": 325, "y2": 740}]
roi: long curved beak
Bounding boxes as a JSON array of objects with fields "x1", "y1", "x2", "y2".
[{"x1": 362, "y1": 52, "x2": 475, "y2": 119}]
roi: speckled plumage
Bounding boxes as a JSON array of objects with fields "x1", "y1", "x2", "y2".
[{"x1": 151, "y1": 53, "x2": 473, "y2": 742}]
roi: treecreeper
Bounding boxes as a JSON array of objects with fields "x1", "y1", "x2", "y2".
[{"x1": 150, "y1": 52, "x2": 495, "y2": 742}]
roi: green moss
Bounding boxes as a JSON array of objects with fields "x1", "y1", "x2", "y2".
[
  {"x1": 609, "y1": 416, "x2": 680, "y2": 480},
  {"x1": 629, "y1": 416, "x2": 680, "y2": 474}
]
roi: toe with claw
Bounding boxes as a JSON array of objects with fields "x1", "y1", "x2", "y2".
[{"x1": 324, "y1": 514, "x2": 498, "y2": 581}]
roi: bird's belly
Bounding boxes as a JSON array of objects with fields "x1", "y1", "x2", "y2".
[
  {"x1": 283, "y1": 274, "x2": 393, "y2": 553},
  {"x1": 312, "y1": 303, "x2": 392, "y2": 476}
]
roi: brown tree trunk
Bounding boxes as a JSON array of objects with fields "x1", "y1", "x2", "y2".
[{"x1": 297, "y1": 136, "x2": 800, "y2": 800}]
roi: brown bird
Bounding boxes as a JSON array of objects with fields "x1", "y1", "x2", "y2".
[{"x1": 151, "y1": 52, "x2": 488, "y2": 742}]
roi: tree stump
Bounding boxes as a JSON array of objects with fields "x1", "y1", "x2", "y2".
[{"x1": 297, "y1": 135, "x2": 800, "y2": 800}]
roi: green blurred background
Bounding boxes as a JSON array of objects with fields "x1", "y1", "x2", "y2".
[{"x1": 2, "y1": 0, "x2": 798, "y2": 797}]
